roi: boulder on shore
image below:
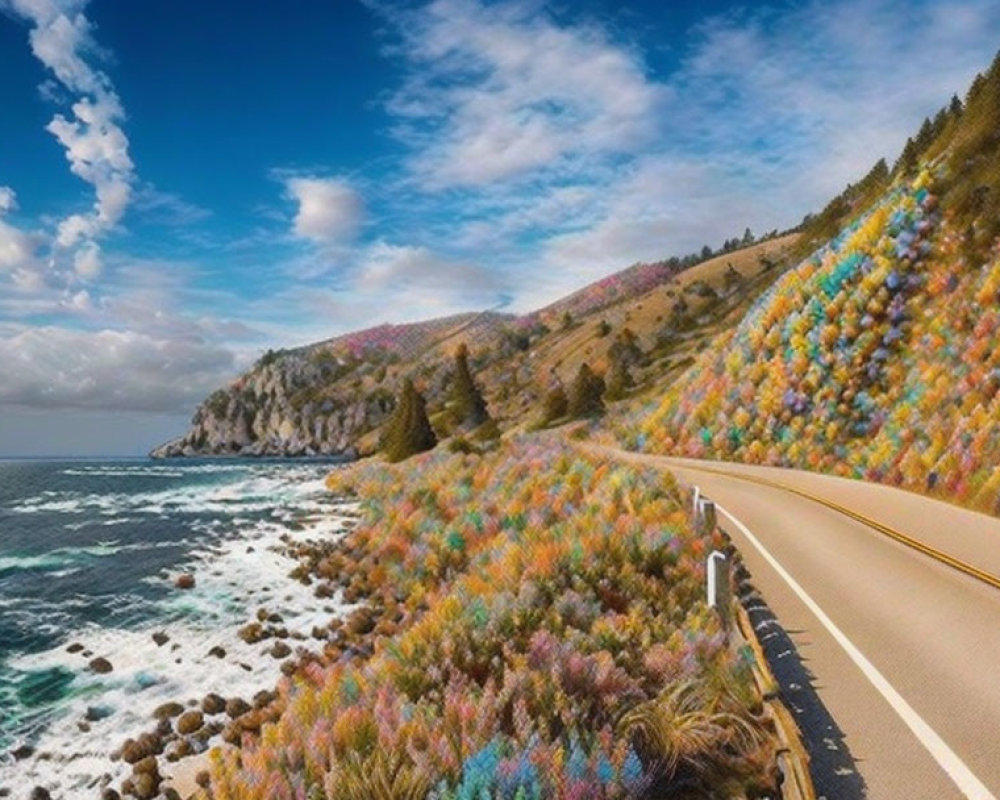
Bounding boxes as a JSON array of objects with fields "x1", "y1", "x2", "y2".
[
  {"x1": 89, "y1": 657, "x2": 113, "y2": 674},
  {"x1": 174, "y1": 574, "x2": 195, "y2": 590}
]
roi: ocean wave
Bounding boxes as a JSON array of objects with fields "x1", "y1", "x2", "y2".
[
  {"x1": 61, "y1": 468, "x2": 189, "y2": 478},
  {"x1": 0, "y1": 540, "x2": 184, "y2": 574},
  {"x1": 1, "y1": 498, "x2": 356, "y2": 795},
  {"x1": 10, "y1": 464, "x2": 341, "y2": 518}
]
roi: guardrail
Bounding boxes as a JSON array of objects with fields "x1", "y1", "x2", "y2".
[{"x1": 696, "y1": 487, "x2": 817, "y2": 800}]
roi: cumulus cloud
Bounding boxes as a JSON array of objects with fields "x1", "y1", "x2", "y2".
[
  {"x1": 0, "y1": 326, "x2": 237, "y2": 413},
  {"x1": 378, "y1": 0, "x2": 664, "y2": 188},
  {"x1": 3, "y1": 0, "x2": 134, "y2": 262},
  {"x1": 357, "y1": 240, "x2": 500, "y2": 293},
  {"x1": 0, "y1": 187, "x2": 17, "y2": 214},
  {"x1": 72, "y1": 239, "x2": 101, "y2": 278},
  {"x1": 369, "y1": 0, "x2": 1000, "y2": 313},
  {"x1": 286, "y1": 177, "x2": 364, "y2": 243},
  {"x1": 0, "y1": 187, "x2": 44, "y2": 274}
]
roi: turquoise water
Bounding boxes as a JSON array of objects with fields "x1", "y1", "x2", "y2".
[{"x1": 0, "y1": 458, "x2": 352, "y2": 795}]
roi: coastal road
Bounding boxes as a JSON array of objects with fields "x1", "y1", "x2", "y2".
[{"x1": 586, "y1": 445, "x2": 1000, "y2": 800}]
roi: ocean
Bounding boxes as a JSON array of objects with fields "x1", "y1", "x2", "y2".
[{"x1": 0, "y1": 458, "x2": 354, "y2": 797}]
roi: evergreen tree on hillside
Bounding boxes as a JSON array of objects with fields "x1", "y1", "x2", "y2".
[
  {"x1": 449, "y1": 344, "x2": 490, "y2": 430},
  {"x1": 914, "y1": 117, "x2": 935, "y2": 152},
  {"x1": 381, "y1": 379, "x2": 437, "y2": 462},
  {"x1": 724, "y1": 262, "x2": 743, "y2": 292},
  {"x1": 605, "y1": 328, "x2": 643, "y2": 402},
  {"x1": 541, "y1": 385, "x2": 569, "y2": 425},
  {"x1": 604, "y1": 358, "x2": 633, "y2": 402},
  {"x1": 894, "y1": 137, "x2": 919, "y2": 177},
  {"x1": 567, "y1": 363, "x2": 606, "y2": 419}
]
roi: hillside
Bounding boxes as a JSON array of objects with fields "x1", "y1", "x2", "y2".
[
  {"x1": 151, "y1": 235, "x2": 797, "y2": 457},
  {"x1": 627, "y1": 50, "x2": 1000, "y2": 514},
  {"x1": 202, "y1": 437, "x2": 778, "y2": 798}
]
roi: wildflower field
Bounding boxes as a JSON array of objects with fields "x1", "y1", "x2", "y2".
[
  {"x1": 627, "y1": 166, "x2": 1000, "y2": 515},
  {"x1": 205, "y1": 437, "x2": 777, "y2": 799}
]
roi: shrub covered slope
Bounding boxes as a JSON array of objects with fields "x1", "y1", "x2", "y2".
[
  {"x1": 632, "y1": 53, "x2": 1000, "y2": 512},
  {"x1": 205, "y1": 438, "x2": 776, "y2": 799}
]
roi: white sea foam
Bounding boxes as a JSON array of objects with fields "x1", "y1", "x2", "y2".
[
  {"x1": 0, "y1": 540, "x2": 184, "y2": 574},
  {"x1": 0, "y1": 462, "x2": 358, "y2": 796}
]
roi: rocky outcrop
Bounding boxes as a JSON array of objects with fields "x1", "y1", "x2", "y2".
[{"x1": 151, "y1": 349, "x2": 395, "y2": 458}]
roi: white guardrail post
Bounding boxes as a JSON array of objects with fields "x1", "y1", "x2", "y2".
[{"x1": 695, "y1": 487, "x2": 731, "y2": 630}]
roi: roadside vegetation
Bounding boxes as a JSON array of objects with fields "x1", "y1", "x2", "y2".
[
  {"x1": 205, "y1": 438, "x2": 777, "y2": 799},
  {"x1": 181, "y1": 45, "x2": 1000, "y2": 800}
]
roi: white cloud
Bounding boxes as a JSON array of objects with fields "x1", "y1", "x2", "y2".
[
  {"x1": 3, "y1": 0, "x2": 134, "y2": 259},
  {"x1": 0, "y1": 326, "x2": 237, "y2": 413},
  {"x1": 285, "y1": 177, "x2": 364, "y2": 243},
  {"x1": 0, "y1": 187, "x2": 17, "y2": 214},
  {"x1": 0, "y1": 220, "x2": 38, "y2": 272},
  {"x1": 132, "y1": 184, "x2": 213, "y2": 227},
  {"x1": 72, "y1": 239, "x2": 101, "y2": 277},
  {"x1": 380, "y1": 0, "x2": 664, "y2": 188},
  {"x1": 357, "y1": 240, "x2": 499, "y2": 293},
  {"x1": 0, "y1": 188, "x2": 44, "y2": 274}
]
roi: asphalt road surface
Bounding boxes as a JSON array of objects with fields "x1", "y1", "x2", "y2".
[{"x1": 588, "y1": 445, "x2": 1000, "y2": 800}]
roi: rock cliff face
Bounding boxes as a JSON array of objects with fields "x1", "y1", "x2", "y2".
[
  {"x1": 151, "y1": 351, "x2": 394, "y2": 458},
  {"x1": 151, "y1": 312, "x2": 513, "y2": 458}
]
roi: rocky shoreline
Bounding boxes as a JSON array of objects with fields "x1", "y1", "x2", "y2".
[
  {"x1": 2, "y1": 482, "x2": 382, "y2": 800},
  {"x1": 57, "y1": 501, "x2": 406, "y2": 800}
]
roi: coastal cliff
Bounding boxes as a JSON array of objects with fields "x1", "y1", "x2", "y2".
[{"x1": 152, "y1": 237, "x2": 798, "y2": 458}]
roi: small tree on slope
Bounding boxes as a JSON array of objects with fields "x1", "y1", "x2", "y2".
[
  {"x1": 568, "y1": 363, "x2": 606, "y2": 419},
  {"x1": 449, "y1": 344, "x2": 490, "y2": 431},
  {"x1": 381, "y1": 379, "x2": 437, "y2": 462}
]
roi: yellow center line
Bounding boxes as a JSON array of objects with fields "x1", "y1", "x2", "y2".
[{"x1": 675, "y1": 460, "x2": 1000, "y2": 592}]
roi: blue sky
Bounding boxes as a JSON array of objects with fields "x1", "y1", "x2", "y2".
[{"x1": 1, "y1": 0, "x2": 999, "y2": 455}]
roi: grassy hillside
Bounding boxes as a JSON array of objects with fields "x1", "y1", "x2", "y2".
[
  {"x1": 154, "y1": 233, "x2": 798, "y2": 458},
  {"x1": 626, "y1": 51, "x2": 1000, "y2": 514}
]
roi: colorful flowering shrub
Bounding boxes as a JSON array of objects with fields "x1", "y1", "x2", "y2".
[
  {"x1": 204, "y1": 438, "x2": 776, "y2": 799},
  {"x1": 629, "y1": 165, "x2": 1000, "y2": 514}
]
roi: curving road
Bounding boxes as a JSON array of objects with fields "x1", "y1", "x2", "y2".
[{"x1": 586, "y1": 445, "x2": 1000, "y2": 800}]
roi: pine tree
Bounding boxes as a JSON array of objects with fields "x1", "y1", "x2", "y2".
[
  {"x1": 540, "y1": 385, "x2": 568, "y2": 425},
  {"x1": 894, "y1": 137, "x2": 919, "y2": 177},
  {"x1": 604, "y1": 359, "x2": 632, "y2": 402},
  {"x1": 381, "y1": 379, "x2": 437, "y2": 462},
  {"x1": 724, "y1": 262, "x2": 742, "y2": 292},
  {"x1": 448, "y1": 344, "x2": 490, "y2": 430},
  {"x1": 914, "y1": 117, "x2": 934, "y2": 152},
  {"x1": 567, "y1": 363, "x2": 606, "y2": 418}
]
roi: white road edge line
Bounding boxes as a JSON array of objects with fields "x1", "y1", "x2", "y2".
[{"x1": 716, "y1": 503, "x2": 996, "y2": 800}]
